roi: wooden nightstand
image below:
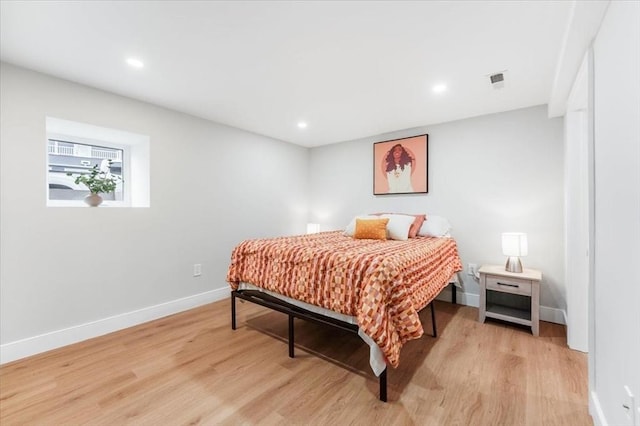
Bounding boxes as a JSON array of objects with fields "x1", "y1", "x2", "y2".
[{"x1": 478, "y1": 265, "x2": 542, "y2": 336}]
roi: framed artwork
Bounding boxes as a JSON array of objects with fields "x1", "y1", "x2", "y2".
[{"x1": 373, "y1": 134, "x2": 428, "y2": 195}]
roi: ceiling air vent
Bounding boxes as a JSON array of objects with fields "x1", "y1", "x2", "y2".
[{"x1": 489, "y1": 72, "x2": 505, "y2": 89}]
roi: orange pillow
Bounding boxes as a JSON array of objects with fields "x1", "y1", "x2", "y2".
[
  {"x1": 354, "y1": 218, "x2": 389, "y2": 240},
  {"x1": 408, "y1": 214, "x2": 426, "y2": 238}
]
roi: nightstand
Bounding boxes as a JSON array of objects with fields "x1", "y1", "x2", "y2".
[{"x1": 478, "y1": 265, "x2": 542, "y2": 336}]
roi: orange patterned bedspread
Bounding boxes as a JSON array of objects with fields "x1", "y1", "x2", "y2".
[{"x1": 227, "y1": 231, "x2": 462, "y2": 368}]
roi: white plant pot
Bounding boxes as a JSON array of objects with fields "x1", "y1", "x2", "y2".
[{"x1": 84, "y1": 193, "x2": 103, "y2": 207}]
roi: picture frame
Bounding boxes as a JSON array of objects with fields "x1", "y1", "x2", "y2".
[{"x1": 373, "y1": 134, "x2": 428, "y2": 195}]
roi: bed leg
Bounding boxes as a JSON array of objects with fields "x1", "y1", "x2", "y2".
[
  {"x1": 430, "y1": 301, "x2": 437, "y2": 337},
  {"x1": 231, "y1": 291, "x2": 237, "y2": 330},
  {"x1": 288, "y1": 314, "x2": 294, "y2": 358},
  {"x1": 379, "y1": 368, "x2": 387, "y2": 402},
  {"x1": 452, "y1": 284, "x2": 457, "y2": 304}
]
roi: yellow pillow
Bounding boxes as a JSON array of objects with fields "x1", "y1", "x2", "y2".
[{"x1": 354, "y1": 218, "x2": 389, "y2": 240}]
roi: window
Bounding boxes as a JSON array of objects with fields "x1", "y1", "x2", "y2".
[
  {"x1": 46, "y1": 117, "x2": 150, "y2": 207},
  {"x1": 48, "y1": 139, "x2": 125, "y2": 202}
]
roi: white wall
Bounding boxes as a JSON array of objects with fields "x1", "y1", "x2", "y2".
[
  {"x1": 590, "y1": 1, "x2": 640, "y2": 424},
  {"x1": 0, "y1": 63, "x2": 309, "y2": 362},
  {"x1": 309, "y1": 105, "x2": 565, "y2": 314}
]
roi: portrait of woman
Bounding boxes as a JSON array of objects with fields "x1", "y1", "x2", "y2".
[
  {"x1": 382, "y1": 143, "x2": 416, "y2": 193},
  {"x1": 373, "y1": 134, "x2": 428, "y2": 195}
]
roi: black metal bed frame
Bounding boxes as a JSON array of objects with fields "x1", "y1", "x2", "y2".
[{"x1": 230, "y1": 284, "x2": 456, "y2": 402}]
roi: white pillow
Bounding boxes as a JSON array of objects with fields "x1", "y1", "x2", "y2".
[
  {"x1": 381, "y1": 214, "x2": 415, "y2": 241},
  {"x1": 344, "y1": 215, "x2": 379, "y2": 236},
  {"x1": 418, "y1": 215, "x2": 452, "y2": 237}
]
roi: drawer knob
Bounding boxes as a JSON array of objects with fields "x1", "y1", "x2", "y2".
[{"x1": 497, "y1": 282, "x2": 519, "y2": 288}]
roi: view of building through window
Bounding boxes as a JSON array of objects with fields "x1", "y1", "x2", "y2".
[{"x1": 48, "y1": 139, "x2": 124, "y2": 201}]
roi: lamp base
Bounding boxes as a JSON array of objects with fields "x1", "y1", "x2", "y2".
[{"x1": 505, "y1": 256, "x2": 523, "y2": 273}]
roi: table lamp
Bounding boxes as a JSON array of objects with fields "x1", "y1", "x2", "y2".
[{"x1": 502, "y1": 232, "x2": 528, "y2": 273}]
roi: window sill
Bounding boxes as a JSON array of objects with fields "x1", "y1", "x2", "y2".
[{"x1": 47, "y1": 200, "x2": 133, "y2": 208}]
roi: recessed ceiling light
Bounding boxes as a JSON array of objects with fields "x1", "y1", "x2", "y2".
[
  {"x1": 126, "y1": 58, "x2": 144, "y2": 69},
  {"x1": 297, "y1": 122, "x2": 308, "y2": 129},
  {"x1": 432, "y1": 84, "x2": 447, "y2": 93}
]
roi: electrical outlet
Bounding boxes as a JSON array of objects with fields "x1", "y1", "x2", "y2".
[
  {"x1": 468, "y1": 263, "x2": 477, "y2": 276},
  {"x1": 193, "y1": 264, "x2": 202, "y2": 277}
]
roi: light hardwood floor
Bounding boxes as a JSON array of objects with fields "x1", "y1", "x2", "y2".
[{"x1": 0, "y1": 299, "x2": 591, "y2": 425}]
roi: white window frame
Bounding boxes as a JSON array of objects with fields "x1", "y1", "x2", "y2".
[{"x1": 46, "y1": 117, "x2": 150, "y2": 208}]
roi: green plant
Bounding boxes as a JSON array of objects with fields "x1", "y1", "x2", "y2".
[{"x1": 67, "y1": 160, "x2": 122, "y2": 194}]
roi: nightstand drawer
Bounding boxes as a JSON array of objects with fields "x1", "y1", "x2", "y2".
[{"x1": 486, "y1": 276, "x2": 532, "y2": 296}]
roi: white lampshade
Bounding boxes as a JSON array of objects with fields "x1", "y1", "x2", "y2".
[
  {"x1": 306, "y1": 223, "x2": 320, "y2": 234},
  {"x1": 502, "y1": 232, "x2": 528, "y2": 256}
]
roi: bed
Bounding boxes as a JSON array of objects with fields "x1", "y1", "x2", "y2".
[{"x1": 227, "y1": 227, "x2": 462, "y2": 401}]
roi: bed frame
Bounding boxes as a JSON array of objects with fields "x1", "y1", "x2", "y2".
[{"x1": 230, "y1": 283, "x2": 456, "y2": 402}]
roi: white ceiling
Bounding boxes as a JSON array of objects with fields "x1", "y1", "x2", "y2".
[{"x1": 1, "y1": 1, "x2": 584, "y2": 147}]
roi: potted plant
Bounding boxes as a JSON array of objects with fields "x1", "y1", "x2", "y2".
[{"x1": 67, "y1": 159, "x2": 122, "y2": 207}]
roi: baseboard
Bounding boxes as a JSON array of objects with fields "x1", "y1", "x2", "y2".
[
  {"x1": 541, "y1": 305, "x2": 567, "y2": 325},
  {"x1": 590, "y1": 390, "x2": 608, "y2": 426},
  {"x1": 437, "y1": 287, "x2": 566, "y2": 325},
  {"x1": 0, "y1": 288, "x2": 229, "y2": 365},
  {"x1": 436, "y1": 286, "x2": 480, "y2": 307}
]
